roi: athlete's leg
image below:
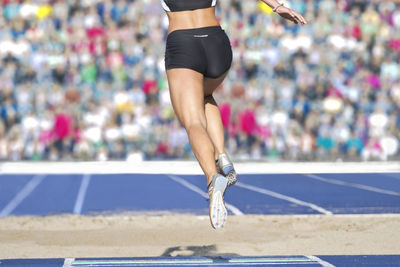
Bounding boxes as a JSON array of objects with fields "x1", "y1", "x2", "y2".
[
  {"x1": 203, "y1": 71, "x2": 237, "y2": 187},
  {"x1": 204, "y1": 95, "x2": 225, "y2": 159},
  {"x1": 166, "y1": 68, "x2": 217, "y2": 186},
  {"x1": 203, "y1": 70, "x2": 229, "y2": 159}
]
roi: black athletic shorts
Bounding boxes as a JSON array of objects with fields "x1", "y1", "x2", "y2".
[{"x1": 165, "y1": 26, "x2": 232, "y2": 79}]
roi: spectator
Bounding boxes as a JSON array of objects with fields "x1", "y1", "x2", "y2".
[{"x1": 0, "y1": 0, "x2": 398, "y2": 162}]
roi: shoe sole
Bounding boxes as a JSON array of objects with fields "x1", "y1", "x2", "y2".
[{"x1": 209, "y1": 176, "x2": 228, "y2": 229}]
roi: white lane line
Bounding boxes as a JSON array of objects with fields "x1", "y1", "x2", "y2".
[
  {"x1": 0, "y1": 174, "x2": 46, "y2": 217},
  {"x1": 306, "y1": 255, "x2": 335, "y2": 267},
  {"x1": 63, "y1": 258, "x2": 75, "y2": 267},
  {"x1": 236, "y1": 182, "x2": 333, "y2": 215},
  {"x1": 305, "y1": 174, "x2": 400, "y2": 197},
  {"x1": 73, "y1": 174, "x2": 91, "y2": 215},
  {"x1": 167, "y1": 174, "x2": 244, "y2": 215}
]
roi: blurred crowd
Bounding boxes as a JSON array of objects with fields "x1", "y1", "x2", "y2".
[{"x1": 0, "y1": 0, "x2": 399, "y2": 162}]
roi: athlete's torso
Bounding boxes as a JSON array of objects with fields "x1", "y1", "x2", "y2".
[{"x1": 160, "y1": 0, "x2": 217, "y2": 12}]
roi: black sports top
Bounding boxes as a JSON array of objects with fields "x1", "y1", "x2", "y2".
[{"x1": 160, "y1": 0, "x2": 217, "y2": 12}]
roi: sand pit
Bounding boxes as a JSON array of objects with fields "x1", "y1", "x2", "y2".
[{"x1": 1, "y1": 214, "x2": 399, "y2": 259}]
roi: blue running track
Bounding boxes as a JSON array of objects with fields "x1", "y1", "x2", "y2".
[{"x1": 0, "y1": 173, "x2": 399, "y2": 216}]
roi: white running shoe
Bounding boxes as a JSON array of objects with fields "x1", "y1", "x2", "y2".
[
  {"x1": 207, "y1": 174, "x2": 228, "y2": 229},
  {"x1": 216, "y1": 152, "x2": 237, "y2": 188}
]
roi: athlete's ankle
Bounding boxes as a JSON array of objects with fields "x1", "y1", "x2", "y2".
[
  {"x1": 215, "y1": 149, "x2": 226, "y2": 157},
  {"x1": 207, "y1": 173, "x2": 219, "y2": 188}
]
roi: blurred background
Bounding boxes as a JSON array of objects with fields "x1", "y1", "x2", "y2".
[{"x1": 0, "y1": 0, "x2": 399, "y2": 162}]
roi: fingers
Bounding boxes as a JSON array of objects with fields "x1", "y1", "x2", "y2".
[
  {"x1": 289, "y1": 11, "x2": 307, "y2": 25},
  {"x1": 292, "y1": 11, "x2": 307, "y2": 25},
  {"x1": 278, "y1": 7, "x2": 308, "y2": 25},
  {"x1": 296, "y1": 13, "x2": 307, "y2": 25},
  {"x1": 286, "y1": 9, "x2": 307, "y2": 25},
  {"x1": 288, "y1": 12, "x2": 298, "y2": 24}
]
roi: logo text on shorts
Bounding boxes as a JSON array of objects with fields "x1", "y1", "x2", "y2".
[{"x1": 193, "y1": 35, "x2": 208, "y2": 37}]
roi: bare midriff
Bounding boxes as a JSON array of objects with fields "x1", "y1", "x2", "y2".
[{"x1": 166, "y1": 7, "x2": 220, "y2": 34}]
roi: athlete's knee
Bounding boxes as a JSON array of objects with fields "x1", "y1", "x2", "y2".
[{"x1": 183, "y1": 119, "x2": 207, "y2": 134}]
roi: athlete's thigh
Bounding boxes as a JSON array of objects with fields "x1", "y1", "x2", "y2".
[
  {"x1": 203, "y1": 70, "x2": 229, "y2": 97},
  {"x1": 166, "y1": 68, "x2": 205, "y2": 127}
]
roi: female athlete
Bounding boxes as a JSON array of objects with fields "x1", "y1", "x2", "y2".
[{"x1": 162, "y1": 0, "x2": 307, "y2": 229}]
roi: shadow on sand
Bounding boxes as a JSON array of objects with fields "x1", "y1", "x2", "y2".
[{"x1": 161, "y1": 244, "x2": 240, "y2": 257}]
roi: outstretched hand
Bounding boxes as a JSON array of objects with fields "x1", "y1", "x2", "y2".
[{"x1": 275, "y1": 6, "x2": 307, "y2": 25}]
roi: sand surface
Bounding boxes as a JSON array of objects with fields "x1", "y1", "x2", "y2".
[{"x1": 1, "y1": 214, "x2": 400, "y2": 259}]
